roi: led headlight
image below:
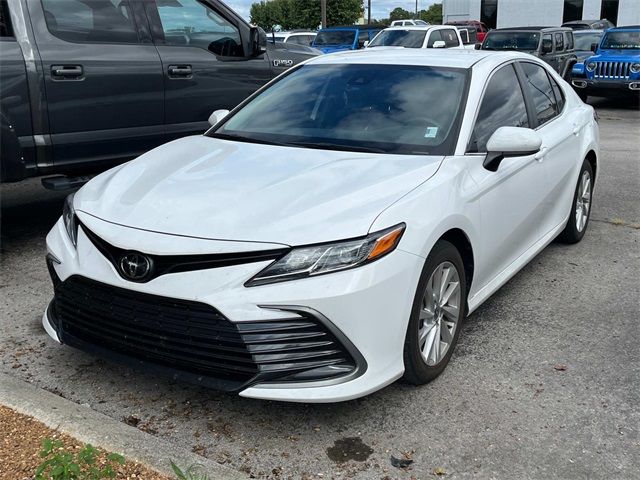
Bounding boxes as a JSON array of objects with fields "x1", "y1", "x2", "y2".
[
  {"x1": 62, "y1": 193, "x2": 78, "y2": 246},
  {"x1": 246, "y1": 223, "x2": 405, "y2": 286},
  {"x1": 586, "y1": 61, "x2": 597, "y2": 72},
  {"x1": 630, "y1": 62, "x2": 640, "y2": 74}
]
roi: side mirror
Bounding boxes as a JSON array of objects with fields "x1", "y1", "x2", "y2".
[
  {"x1": 208, "y1": 109, "x2": 229, "y2": 126},
  {"x1": 541, "y1": 40, "x2": 553, "y2": 54},
  {"x1": 433, "y1": 40, "x2": 446, "y2": 48},
  {"x1": 474, "y1": 43, "x2": 482, "y2": 50},
  {"x1": 363, "y1": 40, "x2": 369, "y2": 48},
  {"x1": 483, "y1": 127, "x2": 542, "y2": 171},
  {"x1": 251, "y1": 26, "x2": 267, "y2": 56},
  {"x1": 590, "y1": 42, "x2": 597, "y2": 51}
]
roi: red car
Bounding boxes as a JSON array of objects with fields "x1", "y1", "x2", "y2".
[{"x1": 446, "y1": 20, "x2": 490, "y2": 42}]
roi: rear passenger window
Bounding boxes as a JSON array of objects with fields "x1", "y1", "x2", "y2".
[
  {"x1": 549, "y1": 75, "x2": 565, "y2": 113},
  {"x1": 469, "y1": 64, "x2": 529, "y2": 153},
  {"x1": 427, "y1": 30, "x2": 443, "y2": 47},
  {"x1": 41, "y1": 0, "x2": 138, "y2": 44},
  {"x1": 442, "y1": 28, "x2": 460, "y2": 47},
  {"x1": 520, "y1": 62, "x2": 559, "y2": 125},
  {"x1": 555, "y1": 32, "x2": 564, "y2": 51},
  {"x1": 1, "y1": 0, "x2": 13, "y2": 37},
  {"x1": 565, "y1": 31, "x2": 574, "y2": 50}
]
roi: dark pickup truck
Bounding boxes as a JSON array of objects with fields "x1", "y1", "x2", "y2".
[{"x1": 0, "y1": 0, "x2": 317, "y2": 185}]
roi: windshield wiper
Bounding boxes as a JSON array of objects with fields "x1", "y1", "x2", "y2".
[
  {"x1": 210, "y1": 132, "x2": 289, "y2": 147},
  {"x1": 286, "y1": 141, "x2": 386, "y2": 154}
]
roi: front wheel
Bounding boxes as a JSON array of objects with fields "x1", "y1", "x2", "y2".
[
  {"x1": 403, "y1": 240, "x2": 467, "y2": 384},
  {"x1": 558, "y1": 159, "x2": 594, "y2": 244}
]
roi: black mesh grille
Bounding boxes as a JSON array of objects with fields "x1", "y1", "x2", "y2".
[{"x1": 51, "y1": 276, "x2": 360, "y2": 390}]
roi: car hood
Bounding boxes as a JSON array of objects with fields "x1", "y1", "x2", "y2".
[
  {"x1": 76, "y1": 136, "x2": 443, "y2": 246},
  {"x1": 591, "y1": 49, "x2": 640, "y2": 61}
]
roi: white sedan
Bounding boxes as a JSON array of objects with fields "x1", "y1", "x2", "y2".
[{"x1": 44, "y1": 49, "x2": 599, "y2": 403}]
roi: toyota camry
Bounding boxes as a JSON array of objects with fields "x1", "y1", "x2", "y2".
[{"x1": 44, "y1": 49, "x2": 599, "y2": 402}]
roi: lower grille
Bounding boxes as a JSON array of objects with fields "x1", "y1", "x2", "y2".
[
  {"x1": 51, "y1": 275, "x2": 362, "y2": 390},
  {"x1": 595, "y1": 61, "x2": 631, "y2": 79}
]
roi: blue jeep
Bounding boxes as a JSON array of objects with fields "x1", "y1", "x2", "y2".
[
  {"x1": 312, "y1": 26, "x2": 382, "y2": 54},
  {"x1": 571, "y1": 25, "x2": 640, "y2": 100}
]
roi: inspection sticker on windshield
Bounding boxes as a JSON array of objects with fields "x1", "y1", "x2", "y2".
[{"x1": 424, "y1": 127, "x2": 438, "y2": 138}]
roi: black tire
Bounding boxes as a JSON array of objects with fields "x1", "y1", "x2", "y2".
[
  {"x1": 403, "y1": 240, "x2": 467, "y2": 385},
  {"x1": 558, "y1": 159, "x2": 594, "y2": 244}
]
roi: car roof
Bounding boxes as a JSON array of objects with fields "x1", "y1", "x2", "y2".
[
  {"x1": 609, "y1": 25, "x2": 640, "y2": 31},
  {"x1": 491, "y1": 26, "x2": 571, "y2": 32},
  {"x1": 573, "y1": 29, "x2": 603, "y2": 35},
  {"x1": 305, "y1": 48, "x2": 527, "y2": 69},
  {"x1": 382, "y1": 25, "x2": 446, "y2": 31}
]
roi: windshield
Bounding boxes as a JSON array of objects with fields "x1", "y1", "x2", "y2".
[
  {"x1": 210, "y1": 64, "x2": 469, "y2": 155},
  {"x1": 314, "y1": 30, "x2": 355, "y2": 46},
  {"x1": 369, "y1": 30, "x2": 427, "y2": 48},
  {"x1": 601, "y1": 31, "x2": 640, "y2": 49},
  {"x1": 483, "y1": 32, "x2": 540, "y2": 51},
  {"x1": 574, "y1": 32, "x2": 601, "y2": 50}
]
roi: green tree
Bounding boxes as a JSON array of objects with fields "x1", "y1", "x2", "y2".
[
  {"x1": 419, "y1": 3, "x2": 443, "y2": 25},
  {"x1": 389, "y1": 7, "x2": 412, "y2": 21},
  {"x1": 250, "y1": 0, "x2": 363, "y2": 30}
]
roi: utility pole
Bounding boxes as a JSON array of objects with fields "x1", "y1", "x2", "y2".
[
  {"x1": 368, "y1": 0, "x2": 371, "y2": 24},
  {"x1": 415, "y1": 0, "x2": 418, "y2": 19},
  {"x1": 321, "y1": 0, "x2": 327, "y2": 28}
]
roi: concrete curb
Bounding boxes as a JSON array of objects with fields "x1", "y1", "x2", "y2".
[{"x1": 0, "y1": 373, "x2": 248, "y2": 480}]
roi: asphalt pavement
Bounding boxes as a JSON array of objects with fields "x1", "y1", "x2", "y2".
[{"x1": 1, "y1": 97, "x2": 638, "y2": 479}]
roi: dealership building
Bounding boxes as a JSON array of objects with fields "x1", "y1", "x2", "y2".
[{"x1": 442, "y1": 0, "x2": 640, "y2": 28}]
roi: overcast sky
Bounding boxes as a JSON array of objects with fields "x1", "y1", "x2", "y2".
[{"x1": 225, "y1": 0, "x2": 438, "y2": 23}]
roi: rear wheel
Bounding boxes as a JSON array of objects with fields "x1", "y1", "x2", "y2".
[
  {"x1": 403, "y1": 241, "x2": 467, "y2": 384},
  {"x1": 558, "y1": 159, "x2": 593, "y2": 244}
]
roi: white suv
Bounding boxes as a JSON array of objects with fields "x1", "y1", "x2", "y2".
[{"x1": 390, "y1": 19, "x2": 430, "y2": 27}]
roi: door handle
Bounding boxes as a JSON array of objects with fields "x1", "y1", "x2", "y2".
[
  {"x1": 51, "y1": 65, "x2": 83, "y2": 78},
  {"x1": 168, "y1": 65, "x2": 192, "y2": 77},
  {"x1": 535, "y1": 147, "x2": 548, "y2": 162}
]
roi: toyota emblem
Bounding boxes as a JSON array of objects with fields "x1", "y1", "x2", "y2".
[{"x1": 118, "y1": 252, "x2": 152, "y2": 281}]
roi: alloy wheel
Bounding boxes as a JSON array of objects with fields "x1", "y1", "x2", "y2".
[
  {"x1": 575, "y1": 170, "x2": 592, "y2": 232},
  {"x1": 418, "y1": 261, "x2": 461, "y2": 366}
]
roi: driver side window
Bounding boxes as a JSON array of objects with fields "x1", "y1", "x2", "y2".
[
  {"x1": 468, "y1": 64, "x2": 529, "y2": 153},
  {"x1": 155, "y1": 0, "x2": 242, "y2": 57}
]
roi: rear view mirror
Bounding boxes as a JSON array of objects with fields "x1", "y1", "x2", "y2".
[
  {"x1": 541, "y1": 39, "x2": 553, "y2": 54},
  {"x1": 208, "y1": 109, "x2": 230, "y2": 126},
  {"x1": 484, "y1": 127, "x2": 542, "y2": 171},
  {"x1": 474, "y1": 43, "x2": 482, "y2": 50},
  {"x1": 433, "y1": 40, "x2": 446, "y2": 48},
  {"x1": 590, "y1": 42, "x2": 598, "y2": 51}
]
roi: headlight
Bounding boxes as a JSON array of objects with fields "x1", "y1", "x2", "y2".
[
  {"x1": 630, "y1": 62, "x2": 640, "y2": 73},
  {"x1": 246, "y1": 223, "x2": 405, "y2": 286},
  {"x1": 586, "y1": 61, "x2": 597, "y2": 72},
  {"x1": 62, "y1": 193, "x2": 78, "y2": 246}
]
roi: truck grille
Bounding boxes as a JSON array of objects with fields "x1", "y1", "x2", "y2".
[
  {"x1": 51, "y1": 275, "x2": 361, "y2": 390},
  {"x1": 594, "y1": 61, "x2": 631, "y2": 79}
]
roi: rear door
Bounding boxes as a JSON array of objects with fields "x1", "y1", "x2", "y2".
[
  {"x1": 34, "y1": 0, "x2": 164, "y2": 169},
  {"x1": 517, "y1": 61, "x2": 581, "y2": 236},
  {"x1": 145, "y1": 0, "x2": 273, "y2": 141}
]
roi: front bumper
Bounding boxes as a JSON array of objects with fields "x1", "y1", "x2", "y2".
[
  {"x1": 571, "y1": 77, "x2": 640, "y2": 93},
  {"x1": 44, "y1": 215, "x2": 423, "y2": 402}
]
